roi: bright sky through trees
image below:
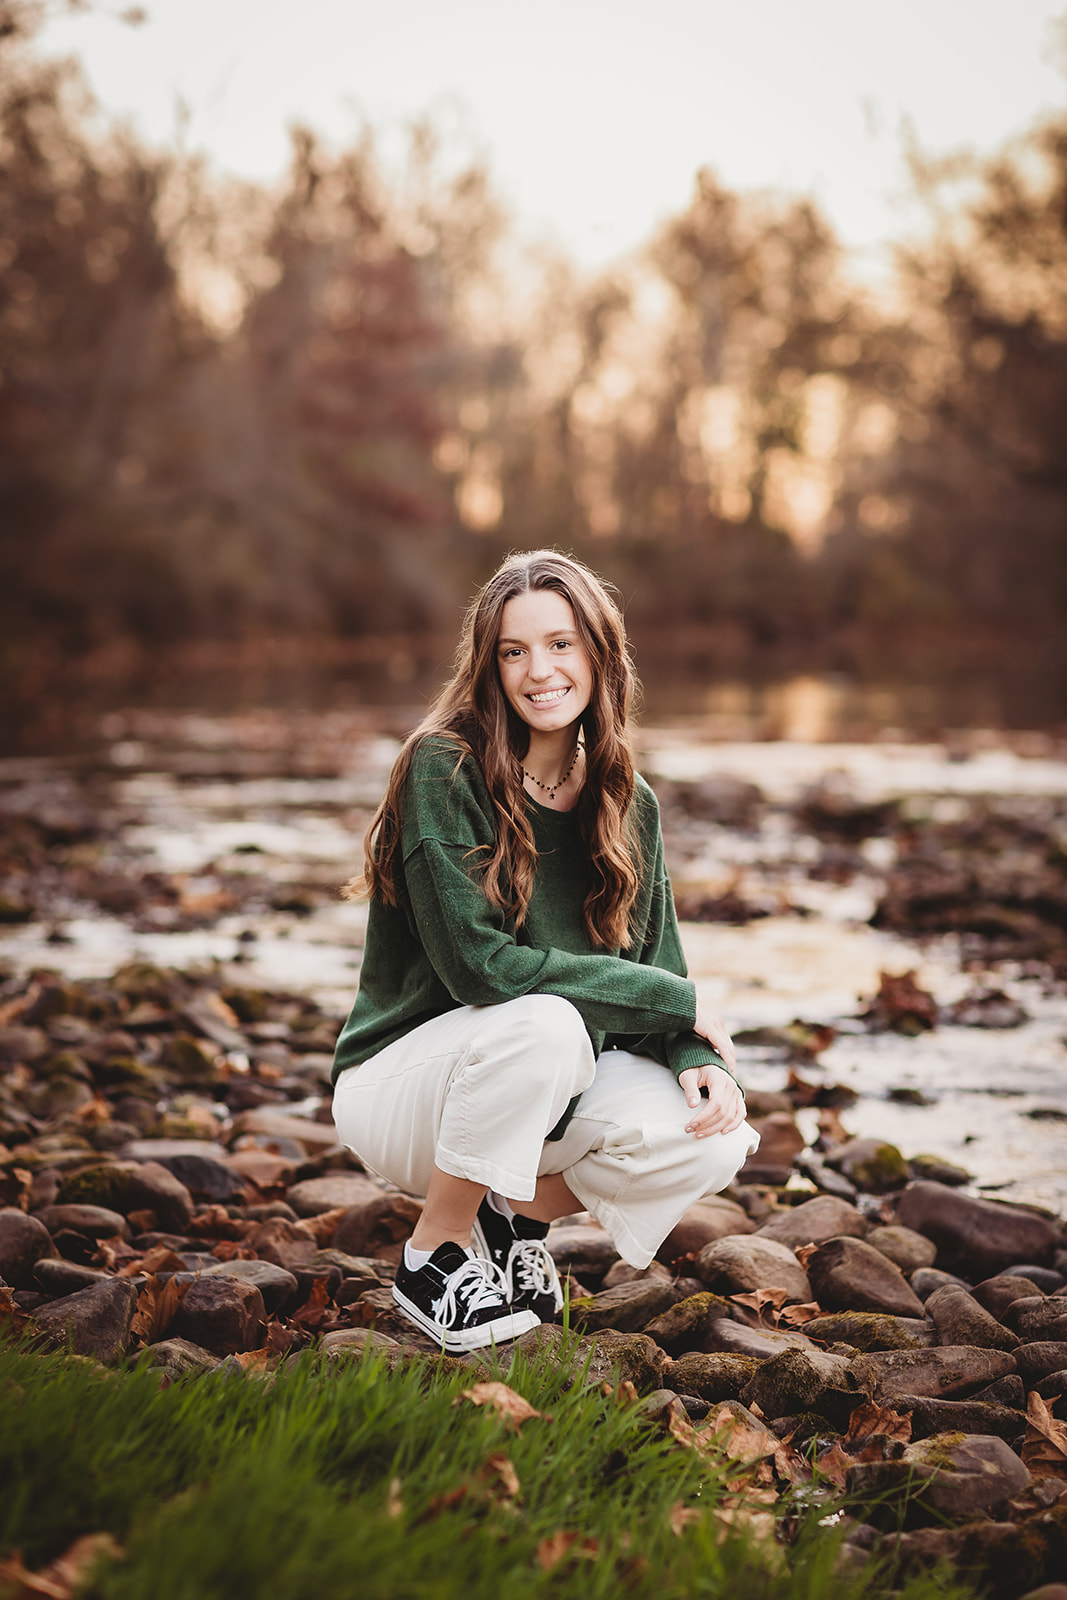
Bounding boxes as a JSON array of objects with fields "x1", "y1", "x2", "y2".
[{"x1": 37, "y1": 0, "x2": 1067, "y2": 285}]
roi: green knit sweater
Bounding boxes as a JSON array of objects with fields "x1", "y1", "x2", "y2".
[{"x1": 331, "y1": 736, "x2": 731, "y2": 1135}]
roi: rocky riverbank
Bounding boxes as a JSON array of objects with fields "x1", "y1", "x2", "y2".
[{"x1": 2, "y1": 962, "x2": 1066, "y2": 1600}]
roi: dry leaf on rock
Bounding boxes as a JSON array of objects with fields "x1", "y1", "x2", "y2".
[
  {"x1": 778, "y1": 1301, "x2": 821, "y2": 1326},
  {"x1": 794, "y1": 1243, "x2": 819, "y2": 1271},
  {"x1": 703, "y1": 1405, "x2": 778, "y2": 1464},
  {"x1": 730, "y1": 1288, "x2": 789, "y2": 1326},
  {"x1": 1022, "y1": 1390, "x2": 1067, "y2": 1480},
  {"x1": 232, "y1": 1348, "x2": 269, "y2": 1374},
  {"x1": 0, "y1": 1533, "x2": 123, "y2": 1599},
  {"x1": 536, "y1": 1532, "x2": 599, "y2": 1570},
  {"x1": 0, "y1": 1287, "x2": 33, "y2": 1336},
  {"x1": 455, "y1": 1382, "x2": 542, "y2": 1430},
  {"x1": 813, "y1": 1443, "x2": 854, "y2": 1488},
  {"x1": 119, "y1": 1246, "x2": 186, "y2": 1278},
  {"x1": 303, "y1": 1207, "x2": 349, "y2": 1246},
  {"x1": 130, "y1": 1274, "x2": 189, "y2": 1346},
  {"x1": 290, "y1": 1276, "x2": 331, "y2": 1332},
  {"x1": 842, "y1": 1401, "x2": 912, "y2": 1455}
]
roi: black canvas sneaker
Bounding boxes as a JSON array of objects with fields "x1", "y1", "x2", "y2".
[
  {"x1": 471, "y1": 1198, "x2": 564, "y2": 1322},
  {"x1": 391, "y1": 1242, "x2": 540, "y2": 1351}
]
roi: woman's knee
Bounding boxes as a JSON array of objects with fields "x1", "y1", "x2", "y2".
[{"x1": 486, "y1": 994, "x2": 595, "y2": 1084}]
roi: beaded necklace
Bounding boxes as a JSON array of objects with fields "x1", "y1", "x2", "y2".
[{"x1": 521, "y1": 739, "x2": 583, "y2": 801}]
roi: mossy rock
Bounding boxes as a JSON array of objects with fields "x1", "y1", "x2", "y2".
[
  {"x1": 112, "y1": 963, "x2": 187, "y2": 1006},
  {"x1": 160, "y1": 1034, "x2": 221, "y2": 1080},
  {"x1": 220, "y1": 987, "x2": 274, "y2": 1024},
  {"x1": 43, "y1": 1051, "x2": 93, "y2": 1083},
  {"x1": 643, "y1": 1291, "x2": 738, "y2": 1355},
  {"x1": 95, "y1": 1056, "x2": 164, "y2": 1090},
  {"x1": 848, "y1": 1143, "x2": 910, "y2": 1191},
  {"x1": 55, "y1": 1164, "x2": 128, "y2": 1210},
  {"x1": 801, "y1": 1312, "x2": 929, "y2": 1351}
]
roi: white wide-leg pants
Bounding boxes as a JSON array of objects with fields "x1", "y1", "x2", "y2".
[{"x1": 331, "y1": 993, "x2": 760, "y2": 1268}]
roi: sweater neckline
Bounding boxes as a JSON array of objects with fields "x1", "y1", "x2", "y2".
[{"x1": 525, "y1": 792, "x2": 579, "y2": 822}]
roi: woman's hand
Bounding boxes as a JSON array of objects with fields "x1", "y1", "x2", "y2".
[
  {"x1": 693, "y1": 998, "x2": 737, "y2": 1076},
  {"x1": 678, "y1": 1063, "x2": 746, "y2": 1138}
]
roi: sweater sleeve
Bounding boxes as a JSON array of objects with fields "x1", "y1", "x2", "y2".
[{"x1": 606, "y1": 787, "x2": 740, "y2": 1088}]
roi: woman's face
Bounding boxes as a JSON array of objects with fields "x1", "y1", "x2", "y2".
[{"x1": 496, "y1": 588, "x2": 594, "y2": 736}]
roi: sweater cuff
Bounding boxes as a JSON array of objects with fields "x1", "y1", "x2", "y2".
[{"x1": 666, "y1": 1034, "x2": 742, "y2": 1090}]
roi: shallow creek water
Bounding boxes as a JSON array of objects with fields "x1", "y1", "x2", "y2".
[{"x1": 2, "y1": 711, "x2": 1065, "y2": 1214}]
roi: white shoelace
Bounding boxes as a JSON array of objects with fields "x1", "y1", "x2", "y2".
[
  {"x1": 433, "y1": 1255, "x2": 509, "y2": 1328},
  {"x1": 508, "y1": 1239, "x2": 559, "y2": 1299}
]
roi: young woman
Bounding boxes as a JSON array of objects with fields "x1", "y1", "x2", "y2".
[{"x1": 331, "y1": 551, "x2": 758, "y2": 1350}]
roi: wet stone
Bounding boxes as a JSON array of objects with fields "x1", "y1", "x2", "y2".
[
  {"x1": 852, "y1": 1345, "x2": 1019, "y2": 1403},
  {"x1": 972, "y1": 1274, "x2": 1049, "y2": 1321},
  {"x1": 0, "y1": 1208, "x2": 57, "y2": 1288},
  {"x1": 33, "y1": 1276, "x2": 139, "y2": 1363},
  {"x1": 827, "y1": 1137, "x2": 910, "y2": 1192},
  {"x1": 660, "y1": 1195, "x2": 755, "y2": 1259},
  {"x1": 1004, "y1": 1264, "x2": 1065, "y2": 1294},
  {"x1": 754, "y1": 1195, "x2": 868, "y2": 1251},
  {"x1": 694, "y1": 1235, "x2": 811, "y2": 1302},
  {"x1": 703, "y1": 1320, "x2": 815, "y2": 1358},
  {"x1": 286, "y1": 1175, "x2": 383, "y2": 1217},
  {"x1": 169, "y1": 1276, "x2": 266, "y2": 1356},
  {"x1": 1014, "y1": 1342, "x2": 1067, "y2": 1383},
  {"x1": 199, "y1": 1259, "x2": 299, "y2": 1315},
  {"x1": 33, "y1": 1203, "x2": 128, "y2": 1239},
  {"x1": 900, "y1": 1395, "x2": 1028, "y2": 1443},
  {"x1": 568, "y1": 1278, "x2": 681, "y2": 1334},
  {"x1": 807, "y1": 1235, "x2": 925, "y2": 1318},
  {"x1": 33, "y1": 1259, "x2": 114, "y2": 1296},
  {"x1": 897, "y1": 1181, "x2": 1061, "y2": 1278},
  {"x1": 865, "y1": 1225, "x2": 937, "y2": 1274},
  {"x1": 144, "y1": 1337, "x2": 222, "y2": 1375},
  {"x1": 925, "y1": 1284, "x2": 1021, "y2": 1351}
]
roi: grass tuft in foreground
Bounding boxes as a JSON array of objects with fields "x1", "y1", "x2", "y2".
[{"x1": 0, "y1": 1341, "x2": 979, "y2": 1600}]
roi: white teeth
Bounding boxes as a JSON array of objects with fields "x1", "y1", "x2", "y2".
[{"x1": 527, "y1": 688, "x2": 569, "y2": 704}]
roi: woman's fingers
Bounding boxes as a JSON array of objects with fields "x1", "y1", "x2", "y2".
[{"x1": 678, "y1": 1066, "x2": 746, "y2": 1137}]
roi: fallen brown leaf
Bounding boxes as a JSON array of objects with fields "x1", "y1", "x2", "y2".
[
  {"x1": 729, "y1": 1288, "x2": 789, "y2": 1327},
  {"x1": 290, "y1": 1276, "x2": 332, "y2": 1332},
  {"x1": 118, "y1": 1246, "x2": 187, "y2": 1278},
  {"x1": 303, "y1": 1207, "x2": 349, "y2": 1246},
  {"x1": 455, "y1": 1382, "x2": 542, "y2": 1430},
  {"x1": 778, "y1": 1301, "x2": 822, "y2": 1326},
  {"x1": 0, "y1": 1533, "x2": 123, "y2": 1599},
  {"x1": 231, "y1": 1348, "x2": 270, "y2": 1373},
  {"x1": 813, "y1": 1443, "x2": 854, "y2": 1488},
  {"x1": 1022, "y1": 1390, "x2": 1067, "y2": 1480},
  {"x1": 536, "y1": 1531, "x2": 599, "y2": 1570},
  {"x1": 0, "y1": 1287, "x2": 33, "y2": 1335},
  {"x1": 842, "y1": 1400, "x2": 912, "y2": 1454},
  {"x1": 129, "y1": 1274, "x2": 189, "y2": 1346},
  {"x1": 794, "y1": 1243, "x2": 819, "y2": 1271}
]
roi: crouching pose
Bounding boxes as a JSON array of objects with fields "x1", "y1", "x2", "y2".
[{"x1": 331, "y1": 550, "x2": 759, "y2": 1349}]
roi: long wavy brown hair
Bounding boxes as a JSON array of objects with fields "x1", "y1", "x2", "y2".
[{"x1": 351, "y1": 549, "x2": 642, "y2": 949}]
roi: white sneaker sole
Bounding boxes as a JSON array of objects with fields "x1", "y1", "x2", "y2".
[{"x1": 391, "y1": 1286, "x2": 539, "y2": 1352}]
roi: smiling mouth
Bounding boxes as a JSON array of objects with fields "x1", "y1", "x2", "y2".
[{"x1": 526, "y1": 687, "x2": 570, "y2": 705}]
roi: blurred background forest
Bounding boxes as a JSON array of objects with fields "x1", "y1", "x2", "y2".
[{"x1": 3, "y1": 0, "x2": 1067, "y2": 748}]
